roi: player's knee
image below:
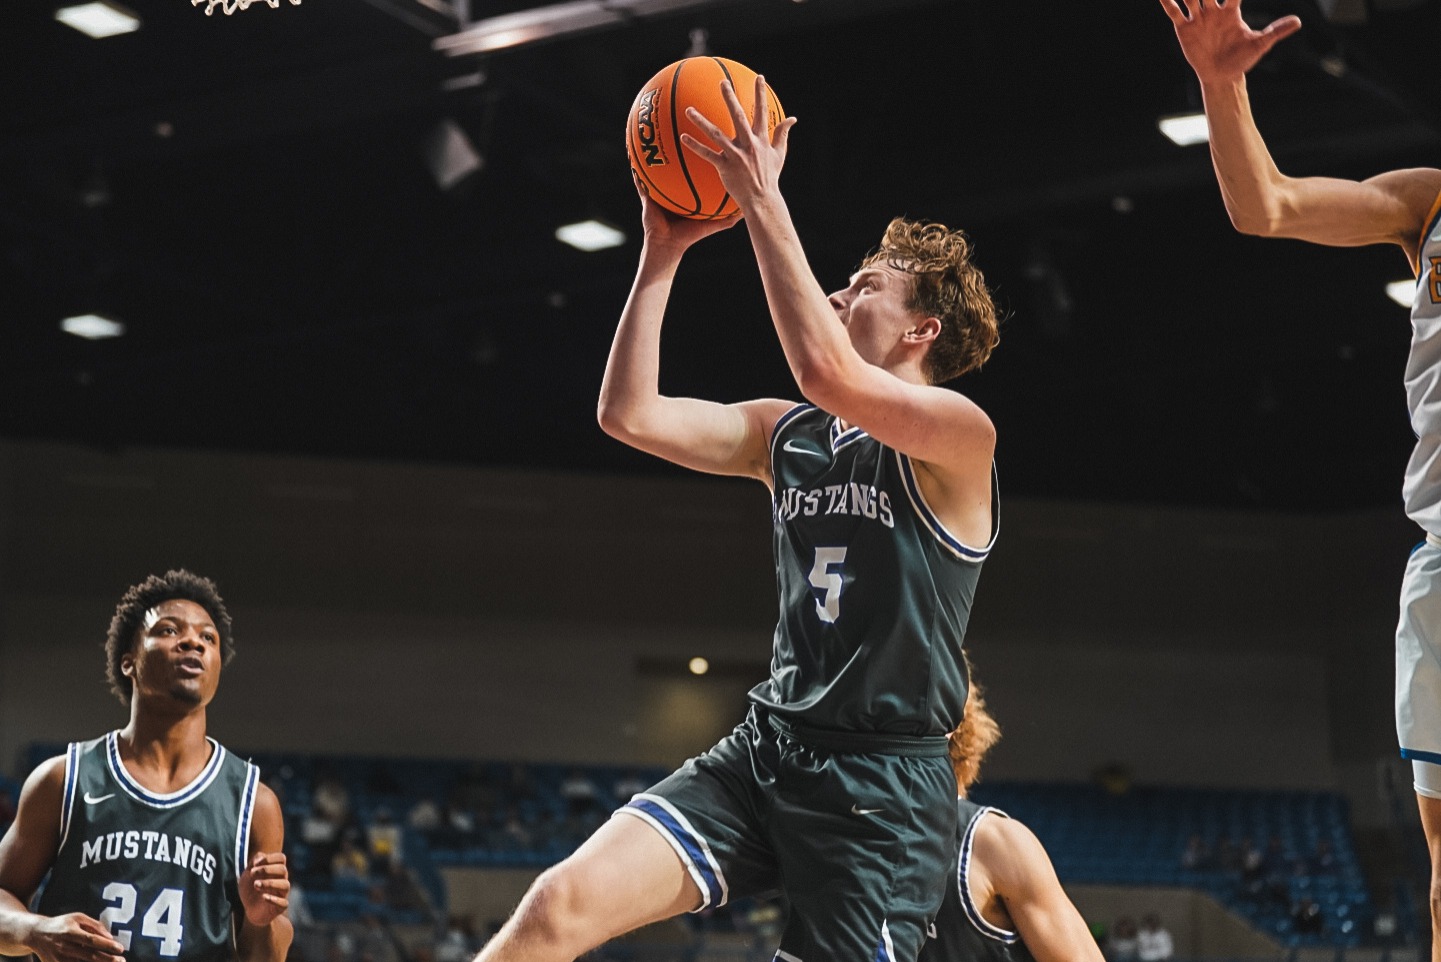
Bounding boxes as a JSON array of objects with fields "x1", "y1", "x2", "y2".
[{"x1": 512, "y1": 863, "x2": 598, "y2": 951}]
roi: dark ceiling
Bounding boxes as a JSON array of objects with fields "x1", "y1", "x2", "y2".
[{"x1": 3, "y1": 0, "x2": 1440, "y2": 512}]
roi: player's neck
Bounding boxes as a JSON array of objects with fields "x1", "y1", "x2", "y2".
[{"x1": 118, "y1": 707, "x2": 212, "y2": 789}]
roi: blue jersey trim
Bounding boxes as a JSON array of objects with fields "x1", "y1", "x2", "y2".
[
  {"x1": 236, "y1": 762, "x2": 260, "y2": 879},
  {"x1": 1402, "y1": 747, "x2": 1441, "y2": 766},
  {"x1": 829, "y1": 418, "x2": 868, "y2": 453},
  {"x1": 958, "y1": 806, "x2": 1021, "y2": 944},
  {"x1": 874, "y1": 920, "x2": 896, "y2": 962},
  {"x1": 896, "y1": 454, "x2": 996, "y2": 563},
  {"x1": 58, "y1": 742, "x2": 79, "y2": 848},
  {"x1": 622, "y1": 795, "x2": 729, "y2": 908},
  {"x1": 106, "y1": 731, "x2": 227, "y2": 809}
]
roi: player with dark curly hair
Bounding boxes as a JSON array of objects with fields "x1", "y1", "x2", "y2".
[
  {"x1": 481, "y1": 79, "x2": 999, "y2": 962},
  {"x1": 0, "y1": 570, "x2": 292, "y2": 962}
]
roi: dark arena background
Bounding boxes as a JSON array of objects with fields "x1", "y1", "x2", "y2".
[{"x1": 3, "y1": 0, "x2": 1441, "y2": 960}]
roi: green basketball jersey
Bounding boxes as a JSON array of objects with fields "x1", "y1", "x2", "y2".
[
  {"x1": 751, "y1": 404, "x2": 996, "y2": 736},
  {"x1": 919, "y1": 799, "x2": 1039, "y2": 962},
  {"x1": 37, "y1": 732, "x2": 259, "y2": 962}
]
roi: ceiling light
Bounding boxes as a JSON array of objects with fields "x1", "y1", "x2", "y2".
[
  {"x1": 556, "y1": 219, "x2": 625, "y2": 252},
  {"x1": 688, "y1": 657, "x2": 709, "y2": 676},
  {"x1": 61, "y1": 313, "x2": 125, "y2": 339},
  {"x1": 1158, "y1": 112, "x2": 1209, "y2": 147},
  {"x1": 1388, "y1": 279, "x2": 1417, "y2": 306},
  {"x1": 55, "y1": 1, "x2": 141, "y2": 38}
]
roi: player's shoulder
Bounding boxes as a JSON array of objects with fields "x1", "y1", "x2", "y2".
[
  {"x1": 971, "y1": 810, "x2": 1046, "y2": 867},
  {"x1": 15, "y1": 754, "x2": 69, "y2": 808}
]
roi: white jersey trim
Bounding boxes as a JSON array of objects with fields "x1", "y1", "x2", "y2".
[
  {"x1": 618, "y1": 793, "x2": 730, "y2": 909},
  {"x1": 235, "y1": 761, "x2": 260, "y2": 880},
  {"x1": 57, "y1": 742, "x2": 80, "y2": 850},
  {"x1": 106, "y1": 731, "x2": 227, "y2": 809},
  {"x1": 958, "y1": 806, "x2": 1021, "y2": 944},
  {"x1": 897, "y1": 454, "x2": 998, "y2": 563}
]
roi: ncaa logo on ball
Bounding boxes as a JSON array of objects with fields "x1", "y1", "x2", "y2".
[{"x1": 635, "y1": 88, "x2": 666, "y2": 167}]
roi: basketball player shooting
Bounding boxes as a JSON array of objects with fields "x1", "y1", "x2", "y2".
[
  {"x1": 477, "y1": 76, "x2": 1000, "y2": 962},
  {"x1": 1157, "y1": 0, "x2": 1441, "y2": 955},
  {"x1": 0, "y1": 571, "x2": 291, "y2": 962}
]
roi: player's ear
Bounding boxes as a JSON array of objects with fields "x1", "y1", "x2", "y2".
[{"x1": 905, "y1": 316, "x2": 941, "y2": 344}]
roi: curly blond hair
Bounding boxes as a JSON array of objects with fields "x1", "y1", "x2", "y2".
[
  {"x1": 861, "y1": 218, "x2": 1000, "y2": 383},
  {"x1": 948, "y1": 668, "x2": 1002, "y2": 795}
]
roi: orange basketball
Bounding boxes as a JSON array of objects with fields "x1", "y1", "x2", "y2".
[{"x1": 626, "y1": 57, "x2": 783, "y2": 220}]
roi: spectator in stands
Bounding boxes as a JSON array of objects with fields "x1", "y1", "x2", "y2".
[
  {"x1": 495, "y1": 805, "x2": 531, "y2": 851},
  {"x1": 1179, "y1": 834, "x2": 1212, "y2": 871},
  {"x1": 503, "y1": 764, "x2": 536, "y2": 806},
  {"x1": 1307, "y1": 838, "x2": 1339, "y2": 875},
  {"x1": 454, "y1": 763, "x2": 498, "y2": 815},
  {"x1": 1261, "y1": 836, "x2": 1292, "y2": 906},
  {"x1": 1240, "y1": 837, "x2": 1265, "y2": 896},
  {"x1": 559, "y1": 768, "x2": 600, "y2": 818},
  {"x1": 1108, "y1": 916, "x2": 1139, "y2": 962},
  {"x1": 611, "y1": 769, "x2": 649, "y2": 805},
  {"x1": 313, "y1": 770, "x2": 352, "y2": 826},
  {"x1": 435, "y1": 916, "x2": 479, "y2": 962},
  {"x1": 1136, "y1": 914, "x2": 1174, "y2": 962},
  {"x1": 304, "y1": 771, "x2": 352, "y2": 867},
  {"x1": 331, "y1": 836, "x2": 370, "y2": 884},
  {"x1": 438, "y1": 792, "x2": 477, "y2": 848},
  {"x1": 407, "y1": 796, "x2": 441, "y2": 835},
  {"x1": 1215, "y1": 835, "x2": 1241, "y2": 873},
  {"x1": 1292, "y1": 897, "x2": 1324, "y2": 936},
  {"x1": 355, "y1": 912, "x2": 399, "y2": 962},
  {"x1": 366, "y1": 807, "x2": 403, "y2": 872}
]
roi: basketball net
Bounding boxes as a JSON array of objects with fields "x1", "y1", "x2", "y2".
[{"x1": 192, "y1": 0, "x2": 300, "y2": 14}]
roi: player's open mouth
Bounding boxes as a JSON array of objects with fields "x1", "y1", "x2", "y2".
[{"x1": 176, "y1": 659, "x2": 204, "y2": 676}]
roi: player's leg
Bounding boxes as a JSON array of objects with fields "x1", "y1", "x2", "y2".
[
  {"x1": 770, "y1": 742, "x2": 956, "y2": 962},
  {"x1": 1396, "y1": 540, "x2": 1441, "y2": 962},
  {"x1": 1415, "y1": 783, "x2": 1441, "y2": 962},
  {"x1": 475, "y1": 813, "x2": 701, "y2": 962},
  {"x1": 479, "y1": 715, "x2": 777, "y2": 962}
]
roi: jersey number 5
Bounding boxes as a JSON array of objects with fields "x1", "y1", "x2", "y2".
[
  {"x1": 100, "y1": 883, "x2": 185, "y2": 956},
  {"x1": 808, "y1": 547, "x2": 847, "y2": 623}
]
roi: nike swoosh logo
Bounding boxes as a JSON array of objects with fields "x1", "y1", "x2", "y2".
[
  {"x1": 850, "y1": 804, "x2": 882, "y2": 816},
  {"x1": 783, "y1": 440, "x2": 824, "y2": 457},
  {"x1": 84, "y1": 792, "x2": 115, "y2": 805}
]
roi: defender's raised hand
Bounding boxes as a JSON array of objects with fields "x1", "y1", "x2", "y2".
[
  {"x1": 1159, "y1": 0, "x2": 1301, "y2": 84},
  {"x1": 679, "y1": 75, "x2": 796, "y2": 214}
]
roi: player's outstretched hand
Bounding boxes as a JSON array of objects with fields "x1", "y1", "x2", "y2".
[
  {"x1": 1159, "y1": 0, "x2": 1301, "y2": 83},
  {"x1": 680, "y1": 75, "x2": 796, "y2": 214},
  {"x1": 633, "y1": 171, "x2": 741, "y2": 253},
  {"x1": 24, "y1": 913, "x2": 125, "y2": 962},
  {"x1": 239, "y1": 851, "x2": 290, "y2": 927}
]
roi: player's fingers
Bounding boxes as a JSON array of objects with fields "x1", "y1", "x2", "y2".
[
  {"x1": 750, "y1": 76, "x2": 769, "y2": 136},
  {"x1": 263, "y1": 894, "x2": 289, "y2": 908},
  {"x1": 1260, "y1": 14, "x2": 1302, "y2": 44},
  {"x1": 715, "y1": 80, "x2": 751, "y2": 141},
  {"x1": 678, "y1": 129, "x2": 724, "y2": 164},
  {"x1": 772, "y1": 116, "x2": 797, "y2": 153},
  {"x1": 682, "y1": 106, "x2": 727, "y2": 144},
  {"x1": 1157, "y1": 0, "x2": 1188, "y2": 23}
]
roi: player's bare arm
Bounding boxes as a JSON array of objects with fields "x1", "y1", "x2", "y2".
[
  {"x1": 971, "y1": 816, "x2": 1104, "y2": 962},
  {"x1": 0, "y1": 759, "x2": 125, "y2": 962},
  {"x1": 1160, "y1": 0, "x2": 1441, "y2": 269},
  {"x1": 234, "y1": 784, "x2": 292, "y2": 962},
  {"x1": 597, "y1": 179, "x2": 794, "y2": 484},
  {"x1": 682, "y1": 76, "x2": 995, "y2": 543}
]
